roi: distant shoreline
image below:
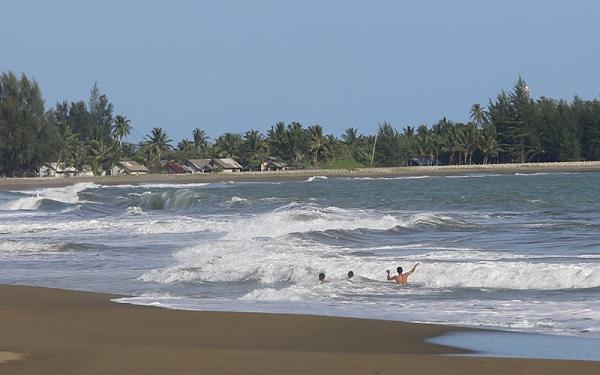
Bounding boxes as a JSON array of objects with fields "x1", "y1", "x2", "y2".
[{"x1": 1, "y1": 161, "x2": 600, "y2": 190}]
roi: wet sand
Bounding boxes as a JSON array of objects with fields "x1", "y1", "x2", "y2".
[
  {"x1": 1, "y1": 161, "x2": 600, "y2": 190},
  {"x1": 1, "y1": 285, "x2": 599, "y2": 374}
]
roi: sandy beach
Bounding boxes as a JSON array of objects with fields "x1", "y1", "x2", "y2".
[
  {"x1": 0, "y1": 285, "x2": 598, "y2": 375},
  {"x1": 1, "y1": 161, "x2": 600, "y2": 190}
]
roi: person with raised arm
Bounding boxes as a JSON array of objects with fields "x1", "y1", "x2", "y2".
[{"x1": 386, "y1": 263, "x2": 420, "y2": 285}]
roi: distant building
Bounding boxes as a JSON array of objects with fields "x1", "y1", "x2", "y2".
[
  {"x1": 408, "y1": 158, "x2": 440, "y2": 167},
  {"x1": 185, "y1": 159, "x2": 214, "y2": 173},
  {"x1": 112, "y1": 160, "x2": 148, "y2": 175},
  {"x1": 38, "y1": 163, "x2": 77, "y2": 177},
  {"x1": 164, "y1": 161, "x2": 189, "y2": 174},
  {"x1": 260, "y1": 157, "x2": 286, "y2": 171},
  {"x1": 211, "y1": 158, "x2": 243, "y2": 173}
]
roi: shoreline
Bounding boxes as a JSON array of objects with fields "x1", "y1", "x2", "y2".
[
  {"x1": 1, "y1": 161, "x2": 599, "y2": 190},
  {"x1": 1, "y1": 285, "x2": 599, "y2": 374}
]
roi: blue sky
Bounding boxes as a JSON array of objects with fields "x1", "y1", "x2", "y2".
[{"x1": 2, "y1": 0, "x2": 600, "y2": 142}]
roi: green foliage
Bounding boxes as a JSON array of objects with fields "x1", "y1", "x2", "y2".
[
  {"x1": 2, "y1": 72, "x2": 600, "y2": 176},
  {"x1": 322, "y1": 158, "x2": 365, "y2": 170},
  {"x1": 0, "y1": 72, "x2": 56, "y2": 176}
]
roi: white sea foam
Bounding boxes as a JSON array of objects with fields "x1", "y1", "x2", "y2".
[
  {"x1": 127, "y1": 206, "x2": 145, "y2": 215},
  {"x1": 305, "y1": 176, "x2": 328, "y2": 182},
  {"x1": 350, "y1": 175, "x2": 432, "y2": 181},
  {"x1": 138, "y1": 183, "x2": 211, "y2": 189},
  {"x1": 230, "y1": 196, "x2": 248, "y2": 203},
  {"x1": 0, "y1": 239, "x2": 49, "y2": 253},
  {"x1": 1, "y1": 183, "x2": 97, "y2": 210}
]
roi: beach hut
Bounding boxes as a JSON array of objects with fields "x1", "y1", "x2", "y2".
[
  {"x1": 212, "y1": 158, "x2": 243, "y2": 173},
  {"x1": 112, "y1": 160, "x2": 148, "y2": 175},
  {"x1": 164, "y1": 161, "x2": 189, "y2": 174},
  {"x1": 260, "y1": 157, "x2": 287, "y2": 171},
  {"x1": 38, "y1": 162, "x2": 77, "y2": 177},
  {"x1": 185, "y1": 159, "x2": 214, "y2": 173}
]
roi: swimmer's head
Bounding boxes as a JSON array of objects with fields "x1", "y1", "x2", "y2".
[
  {"x1": 397, "y1": 266, "x2": 403, "y2": 274},
  {"x1": 319, "y1": 272, "x2": 326, "y2": 282},
  {"x1": 347, "y1": 271, "x2": 354, "y2": 278}
]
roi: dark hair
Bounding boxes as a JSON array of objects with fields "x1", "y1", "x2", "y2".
[
  {"x1": 397, "y1": 266, "x2": 403, "y2": 274},
  {"x1": 347, "y1": 271, "x2": 354, "y2": 278},
  {"x1": 319, "y1": 272, "x2": 325, "y2": 281}
]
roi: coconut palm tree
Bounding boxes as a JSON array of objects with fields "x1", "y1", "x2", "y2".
[
  {"x1": 342, "y1": 127, "x2": 363, "y2": 161},
  {"x1": 176, "y1": 139, "x2": 195, "y2": 162},
  {"x1": 214, "y1": 133, "x2": 242, "y2": 159},
  {"x1": 192, "y1": 128, "x2": 209, "y2": 158},
  {"x1": 416, "y1": 125, "x2": 433, "y2": 163},
  {"x1": 309, "y1": 125, "x2": 327, "y2": 167},
  {"x1": 145, "y1": 127, "x2": 172, "y2": 168},
  {"x1": 56, "y1": 122, "x2": 78, "y2": 167},
  {"x1": 89, "y1": 139, "x2": 116, "y2": 175},
  {"x1": 442, "y1": 125, "x2": 460, "y2": 165},
  {"x1": 457, "y1": 123, "x2": 479, "y2": 164},
  {"x1": 112, "y1": 115, "x2": 131, "y2": 147},
  {"x1": 479, "y1": 124, "x2": 499, "y2": 164},
  {"x1": 266, "y1": 122, "x2": 287, "y2": 160},
  {"x1": 240, "y1": 130, "x2": 265, "y2": 170},
  {"x1": 68, "y1": 143, "x2": 90, "y2": 175},
  {"x1": 470, "y1": 103, "x2": 487, "y2": 128}
]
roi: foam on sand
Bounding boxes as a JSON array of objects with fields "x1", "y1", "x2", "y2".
[{"x1": 0, "y1": 351, "x2": 23, "y2": 363}]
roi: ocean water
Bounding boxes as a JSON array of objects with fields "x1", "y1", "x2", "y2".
[{"x1": 1, "y1": 172, "x2": 600, "y2": 338}]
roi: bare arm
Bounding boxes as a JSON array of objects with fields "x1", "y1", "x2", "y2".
[
  {"x1": 386, "y1": 270, "x2": 395, "y2": 281},
  {"x1": 405, "y1": 263, "x2": 420, "y2": 276}
]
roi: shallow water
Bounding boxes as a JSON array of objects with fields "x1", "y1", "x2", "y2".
[
  {"x1": 428, "y1": 331, "x2": 600, "y2": 361},
  {"x1": 1, "y1": 172, "x2": 599, "y2": 337}
]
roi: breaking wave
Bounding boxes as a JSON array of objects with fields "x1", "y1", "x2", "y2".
[
  {"x1": 140, "y1": 237, "x2": 600, "y2": 291},
  {"x1": 0, "y1": 183, "x2": 97, "y2": 211},
  {"x1": 134, "y1": 189, "x2": 201, "y2": 210},
  {"x1": 305, "y1": 176, "x2": 328, "y2": 182}
]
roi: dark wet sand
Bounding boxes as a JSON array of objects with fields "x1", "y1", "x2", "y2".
[{"x1": 1, "y1": 285, "x2": 599, "y2": 374}]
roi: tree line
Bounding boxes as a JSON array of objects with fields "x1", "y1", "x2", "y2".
[{"x1": 1, "y1": 71, "x2": 600, "y2": 176}]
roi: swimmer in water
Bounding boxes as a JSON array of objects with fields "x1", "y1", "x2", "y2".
[
  {"x1": 319, "y1": 272, "x2": 326, "y2": 283},
  {"x1": 347, "y1": 270, "x2": 354, "y2": 279},
  {"x1": 386, "y1": 263, "x2": 420, "y2": 285}
]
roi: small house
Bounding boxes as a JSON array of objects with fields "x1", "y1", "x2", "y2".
[
  {"x1": 408, "y1": 158, "x2": 439, "y2": 167},
  {"x1": 112, "y1": 160, "x2": 148, "y2": 175},
  {"x1": 212, "y1": 158, "x2": 243, "y2": 173},
  {"x1": 38, "y1": 162, "x2": 77, "y2": 177},
  {"x1": 185, "y1": 159, "x2": 214, "y2": 173},
  {"x1": 260, "y1": 157, "x2": 286, "y2": 171},
  {"x1": 164, "y1": 161, "x2": 189, "y2": 174}
]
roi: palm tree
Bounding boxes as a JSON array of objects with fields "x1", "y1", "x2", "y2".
[
  {"x1": 192, "y1": 128, "x2": 209, "y2": 158},
  {"x1": 266, "y1": 122, "x2": 287, "y2": 160},
  {"x1": 287, "y1": 122, "x2": 308, "y2": 165},
  {"x1": 342, "y1": 127, "x2": 363, "y2": 161},
  {"x1": 416, "y1": 125, "x2": 433, "y2": 163},
  {"x1": 309, "y1": 125, "x2": 327, "y2": 167},
  {"x1": 479, "y1": 124, "x2": 499, "y2": 164},
  {"x1": 240, "y1": 130, "x2": 265, "y2": 170},
  {"x1": 89, "y1": 139, "x2": 116, "y2": 175},
  {"x1": 460, "y1": 123, "x2": 480, "y2": 164},
  {"x1": 68, "y1": 143, "x2": 90, "y2": 175},
  {"x1": 214, "y1": 133, "x2": 242, "y2": 158},
  {"x1": 56, "y1": 122, "x2": 78, "y2": 167},
  {"x1": 470, "y1": 103, "x2": 487, "y2": 128},
  {"x1": 177, "y1": 139, "x2": 195, "y2": 162},
  {"x1": 112, "y1": 115, "x2": 131, "y2": 147},
  {"x1": 442, "y1": 125, "x2": 460, "y2": 165},
  {"x1": 145, "y1": 127, "x2": 172, "y2": 168}
]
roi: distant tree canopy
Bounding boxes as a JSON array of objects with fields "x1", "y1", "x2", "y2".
[{"x1": 1, "y1": 71, "x2": 600, "y2": 176}]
